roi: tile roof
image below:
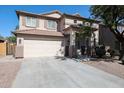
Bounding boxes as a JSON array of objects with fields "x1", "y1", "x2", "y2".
[
  {"x1": 16, "y1": 10, "x2": 60, "y2": 20},
  {"x1": 14, "y1": 29, "x2": 64, "y2": 37},
  {"x1": 40, "y1": 10, "x2": 62, "y2": 16},
  {"x1": 63, "y1": 13, "x2": 100, "y2": 23}
]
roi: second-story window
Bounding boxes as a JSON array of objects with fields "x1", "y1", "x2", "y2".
[
  {"x1": 26, "y1": 16, "x2": 37, "y2": 27},
  {"x1": 47, "y1": 20, "x2": 57, "y2": 30}
]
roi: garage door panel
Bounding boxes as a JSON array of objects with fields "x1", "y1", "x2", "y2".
[{"x1": 24, "y1": 39, "x2": 62, "y2": 57}]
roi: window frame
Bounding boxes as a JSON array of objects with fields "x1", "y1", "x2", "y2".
[
  {"x1": 25, "y1": 16, "x2": 37, "y2": 27},
  {"x1": 19, "y1": 39, "x2": 22, "y2": 45},
  {"x1": 17, "y1": 38, "x2": 24, "y2": 46},
  {"x1": 46, "y1": 20, "x2": 57, "y2": 30},
  {"x1": 74, "y1": 20, "x2": 77, "y2": 24}
]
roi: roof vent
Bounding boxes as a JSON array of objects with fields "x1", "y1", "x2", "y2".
[{"x1": 74, "y1": 13, "x2": 81, "y2": 17}]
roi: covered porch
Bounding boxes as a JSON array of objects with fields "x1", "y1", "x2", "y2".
[{"x1": 63, "y1": 25, "x2": 98, "y2": 58}]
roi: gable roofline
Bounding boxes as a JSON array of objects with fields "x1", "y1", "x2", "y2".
[
  {"x1": 40, "y1": 10, "x2": 62, "y2": 16},
  {"x1": 16, "y1": 10, "x2": 100, "y2": 23},
  {"x1": 16, "y1": 10, "x2": 60, "y2": 20},
  {"x1": 63, "y1": 25, "x2": 98, "y2": 32}
]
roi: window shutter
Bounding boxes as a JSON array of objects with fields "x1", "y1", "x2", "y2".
[
  {"x1": 22, "y1": 16, "x2": 26, "y2": 26},
  {"x1": 36, "y1": 18, "x2": 39, "y2": 27},
  {"x1": 44, "y1": 20, "x2": 47, "y2": 28}
]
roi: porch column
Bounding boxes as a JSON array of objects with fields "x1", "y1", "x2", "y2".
[{"x1": 69, "y1": 31, "x2": 76, "y2": 58}]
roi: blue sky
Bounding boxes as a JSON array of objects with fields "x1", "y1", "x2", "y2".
[{"x1": 0, "y1": 5, "x2": 91, "y2": 37}]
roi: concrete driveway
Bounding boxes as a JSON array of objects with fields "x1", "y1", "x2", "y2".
[{"x1": 12, "y1": 57, "x2": 124, "y2": 88}]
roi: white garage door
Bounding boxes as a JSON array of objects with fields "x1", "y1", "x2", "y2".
[{"x1": 24, "y1": 39, "x2": 62, "y2": 57}]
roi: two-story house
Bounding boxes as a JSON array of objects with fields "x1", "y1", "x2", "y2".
[{"x1": 14, "y1": 10, "x2": 99, "y2": 58}]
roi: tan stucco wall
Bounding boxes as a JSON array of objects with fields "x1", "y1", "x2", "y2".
[
  {"x1": 65, "y1": 18, "x2": 83, "y2": 28},
  {"x1": 19, "y1": 15, "x2": 57, "y2": 31},
  {"x1": 17, "y1": 34, "x2": 63, "y2": 41},
  {"x1": 58, "y1": 17, "x2": 65, "y2": 32},
  {"x1": 15, "y1": 46, "x2": 23, "y2": 58}
]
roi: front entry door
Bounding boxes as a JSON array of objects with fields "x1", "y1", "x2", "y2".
[{"x1": 65, "y1": 46, "x2": 69, "y2": 57}]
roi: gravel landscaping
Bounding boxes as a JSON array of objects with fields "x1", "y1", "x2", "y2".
[
  {"x1": 0, "y1": 62, "x2": 21, "y2": 88},
  {"x1": 0, "y1": 56, "x2": 22, "y2": 88},
  {"x1": 84, "y1": 60, "x2": 124, "y2": 79}
]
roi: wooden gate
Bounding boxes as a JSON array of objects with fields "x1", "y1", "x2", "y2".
[
  {"x1": 6, "y1": 43, "x2": 16, "y2": 55},
  {"x1": 0, "y1": 42, "x2": 6, "y2": 56}
]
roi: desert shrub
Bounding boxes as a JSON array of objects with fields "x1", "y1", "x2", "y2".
[{"x1": 107, "y1": 49, "x2": 115, "y2": 58}]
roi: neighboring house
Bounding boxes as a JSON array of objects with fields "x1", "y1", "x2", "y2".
[
  {"x1": 0, "y1": 39, "x2": 5, "y2": 43},
  {"x1": 99, "y1": 24, "x2": 124, "y2": 55},
  {"x1": 14, "y1": 10, "x2": 99, "y2": 58}
]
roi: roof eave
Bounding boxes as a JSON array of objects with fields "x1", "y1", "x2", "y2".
[
  {"x1": 15, "y1": 10, "x2": 60, "y2": 20},
  {"x1": 63, "y1": 13, "x2": 100, "y2": 23},
  {"x1": 14, "y1": 29, "x2": 64, "y2": 37}
]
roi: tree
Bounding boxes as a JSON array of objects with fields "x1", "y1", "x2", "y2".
[
  {"x1": 90, "y1": 5, "x2": 124, "y2": 60},
  {"x1": 0, "y1": 34, "x2": 4, "y2": 40},
  {"x1": 6, "y1": 35, "x2": 16, "y2": 43}
]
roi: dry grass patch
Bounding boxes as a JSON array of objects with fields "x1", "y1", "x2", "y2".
[{"x1": 83, "y1": 61, "x2": 124, "y2": 79}]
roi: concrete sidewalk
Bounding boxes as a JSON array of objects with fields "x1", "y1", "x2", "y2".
[{"x1": 12, "y1": 57, "x2": 124, "y2": 88}]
